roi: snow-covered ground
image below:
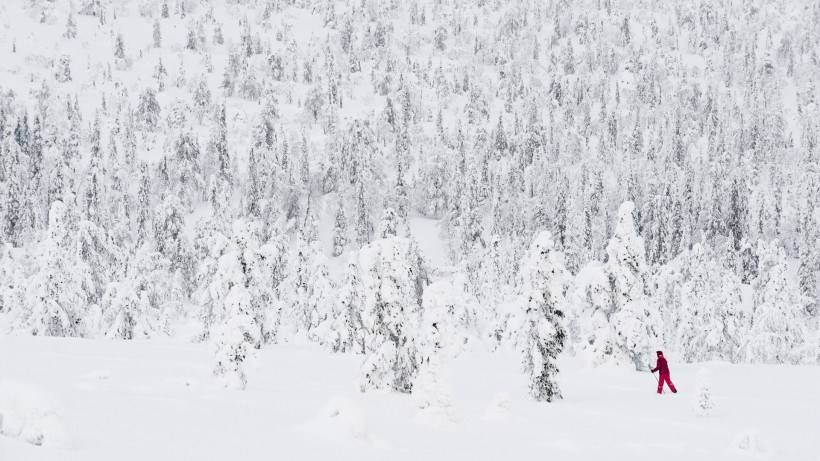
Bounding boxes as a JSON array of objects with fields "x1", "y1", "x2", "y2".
[{"x1": 0, "y1": 336, "x2": 816, "y2": 461}]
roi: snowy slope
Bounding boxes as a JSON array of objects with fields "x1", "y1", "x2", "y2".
[
  {"x1": 0, "y1": 336, "x2": 817, "y2": 461},
  {"x1": 0, "y1": 0, "x2": 819, "y2": 458}
]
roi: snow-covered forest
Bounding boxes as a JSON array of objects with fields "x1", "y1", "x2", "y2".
[{"x1": 0, "y1": 0, "x2": 819, "y2": 403}]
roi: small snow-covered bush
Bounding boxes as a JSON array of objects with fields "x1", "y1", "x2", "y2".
[
  {"x1": 692, "y1": 368, "x2": 715, "y2": 416},
  {"x1": 0, "y1": 381, "x2": 66, "y2": 447},
  {"x1": 731, "y1": 430, "x2": 769, "y2": 456},
  {"x1": 297, "y1": 396, "x2": 376, "y2": 446},
  {"x1": 482, "y1": 392, "x2": 512, "y2": 422},
  {"x1": 413, "y1": 358, "x2": 456, "y2": 429}
]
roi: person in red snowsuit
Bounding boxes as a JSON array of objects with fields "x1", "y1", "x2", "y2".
[{"x1": 651, "y1": 351, "x2": 677, "y2": 394}]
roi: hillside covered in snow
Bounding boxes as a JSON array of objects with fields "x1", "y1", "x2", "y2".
[{"x1": 0, "y1": 0, "x2": 819, "y2": 446}]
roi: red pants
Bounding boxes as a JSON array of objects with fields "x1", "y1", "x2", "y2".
[{"x1": 657, "y1": 373, "x2": 677, "y2": 394}]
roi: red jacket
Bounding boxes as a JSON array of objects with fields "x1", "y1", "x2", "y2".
[{"x1": 652, "y1": 356, "x2": 669, "y2": 375}]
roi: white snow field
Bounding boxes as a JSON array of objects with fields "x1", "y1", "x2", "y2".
[{"x1": 0, "y1": 336, "x2": 817, "y2": 461}]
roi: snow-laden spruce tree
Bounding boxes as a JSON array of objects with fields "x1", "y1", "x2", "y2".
[
  {"x1": 212, "y1": 284, "x2": 258, "y2": 390},
  {"x1": 16, "y1": 201, "x2": 84, "y2": 337},
  {"x1": 196, "y1": 218, "x2": 266, "y2": 345},
  {"x1": 355, "y1": 237, "x2": 425, "y2": 393},
  {"x1": 193, "y1": 217, "x2": 233, "y2": 341},
  {"x1": 305, "y1": 248, "x2": 338, "y2": 345},
  {"x1": 101, "y1": 281, "x2": 145, "y2": 340},
  {"x1": 659, "y1": 244, "x2": 748, "y2": 362},
  {"x1": 472, "y1": 234, "x2": 520, "y2": 349},
  {"x1": 101, "y1": 245, "x2": 174, "y2": 340},
  {"x1": 571, "y1": 261, "x2": 629, "y2": 367},
  {"x1": 421, "y1": 273, "x2": 480, "y2": 355},
  {"x1": 743, "y1": 241, "x2": 809, "y2": 364},
  {"x1": 332, "y1": 199, "x2": 348, "y2": 257},
  {"x1": 0, "y1": 244, "x2": 25, "y2": 316},
  {"x1": 335, "y1": 259, "x2": 366, "y2": 353},
  {"x1": 414, "y1": 280, "x2": 456, "y2": 426},
  {"x1": 519, "y1": 231, "x2": 569, "y2": 402},
  {"x1": 280, "y1": 238, "x2": 312, "y2": 338},
  {"x1": 572, "y1": 202, "x2": 656, "y2": 369},
  {"x1": 606, "y1": 201, "x2": 661, "y2": 370}
]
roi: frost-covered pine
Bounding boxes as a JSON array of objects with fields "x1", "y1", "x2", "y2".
[
  {"x1": 55, "y1": 55, "x2": 72, "y2": 82},
  {"x1": 422, "y1": 274, "x2": 479, "y2": 355},
  {"x1": 16, "y1": 202, "x2": 84, "y2": 337},
  {"x1": 520, "y1": 231, "x2": 567, "y2": 402},
  {"x1": 606, "y1": 202, "x2": 660, "y2": 370},
  {"x1": 198, "y1": 218, "x2": 270, "y2": 345},
  {"x1": 281, "y1": 239, "x2": 312, "y2": 337},
  {"x1": 659, "y1": 244, "x2": 748, "y2": 362},
  {"x1": 153, "y1": 58, "x2": 167, "y2": 92},
  {"x1": 357, "y1": 237, "x2": 424, "y2": 393},
  {"x1": 693, "y1": 368, "x2": 715, "y2": 417},
  {"x1": 306, "y1": 249, "x2": 337, "y2": 345},
  {"x1": 0, "y1": 245, "x2": 25, "y2": 315},
  {"x1": 332, "y1": 200, "x2": 348, "y2": 257},
  {"x1": 377, "y1": 207, "x2": 398, "y2": 238},
  {"x1": 101, "y1": 281, "x2": 144, "y2": 340},
  {"x1": 572, "y1": 261, "x2": 628, "y2": 366},
  {"x1": 354, "y1": 182, "x2": 373, "y2": 248},
  {"x1": 336, "y1": 259, "x2": 365, "y2": 353},
  {"x1": 414, "y1": 276, "x2": 455, "y2": 421},
  {"x1": 744, "y1": 241, "x2": 808, "y2": 364},
  {"x1": 152, "y1": 20, "x2": 161, "y2": 48},
  {"x1": 102, "y1": 244, "x2": 173, "y2": 340},
  {"x1": 193, "y1": 220, "x2": 224, "y2": 339},
  {"x1": 64, "y1": 13, "x2": 77, "y2": 39},
  {"x1": 212, "y1": 285, "x2": 258, "y2": 390},
  {"x1": 114, "y1": 34, "x2": 125, "y2": 59},
  {"x1": 137, "y1": 88, "x2": 160, "y2": 131}
]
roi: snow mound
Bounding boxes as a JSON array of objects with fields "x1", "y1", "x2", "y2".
[
  {"x1": 0, "y1": 381, "x2": 66, "y2": 447},
  {"x1": 730, "y1": 430, "x2": 770, "y2": 457},
  {"x1": 75, "y1": 369, "x2": 112, "y2": 391},
  {"x1": 415, "y1": 405, "x2": 457, "y2": 430},
  {"x1": 481, "y1": 392, "x2": 513, "y2": 422},
  {"x1": 297, "y1": 396, "x2": 381, "y2": 447},
  {"x1": 81, "y1": 370, "x2": 110, "y2": 381},
  {"x1": 164, "y1": 376, "x2": 200, "y2": 389},
  {"x1": 413, "y1": 361, "x2": 457, "y2": 430}
]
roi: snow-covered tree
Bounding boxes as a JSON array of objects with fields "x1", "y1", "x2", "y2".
[
  {"x1": 332, "y1": 200, "x2": 348, "y2": 257},
  {"x1": 572, "y1": 261, "x2": 628, "y2": 366},
  {"x1": 335, "y1": 259, "x2": 365, "y2": 353},
  {"x1": 658, "y1": 244, "x2": 748, "y2": 362},
  {"x1": 377, "y1": 207, "x2": 398, "y2": 238},
  {"x1": 744, "y1": 241, "x2": 809, "y2": 364},
  {"x1": 305, "y1": 249, "x2": 337, "y2": 344},
  {"x1": 212, "y1": 285, "x2": 258, "y2": 390},
  {"x1": 64, "y1": 13, "x2": 77, "y2": 39},
  {"x1": 55, "y1": 55, "x2": 72, "y2": 82},
  {"x1": 519, "y1": 231, "x2": 568, "y2": 402},
  {"x1": 152, "y1": 20, "x2": 161, "y2": 48},
  {"x1": 356, "y1": 237, "x2": 425, "y2": 393},
  {"x1": 414, "y1": 300, "x2": 455, "y2": 427},
  {"x1": 137, "y1": 88, "x2": 160, "y2": 131},
  {"x1": 606, "y1": 202, "x2": 660, "y2": 370},
  {"x1": 16, "y1": 202, "x2": 84, "y2": 337}
]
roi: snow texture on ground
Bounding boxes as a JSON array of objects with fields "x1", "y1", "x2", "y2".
[{"x1": 0, "y1": 336, "x2": 816, "y2": 461}]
